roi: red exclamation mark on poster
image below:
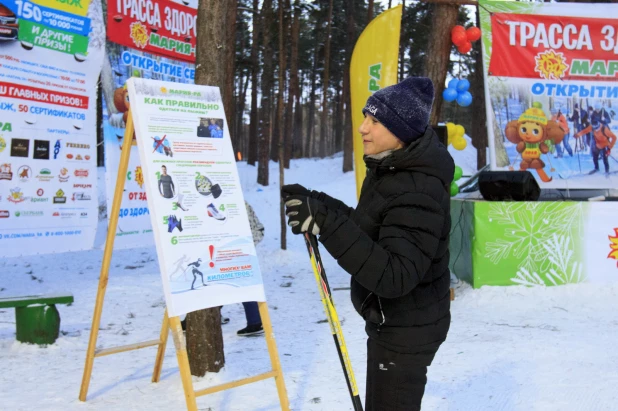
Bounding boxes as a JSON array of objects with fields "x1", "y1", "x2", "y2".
[{"x1": 209, "y1": 245, "x2": 215, "y2": 268}]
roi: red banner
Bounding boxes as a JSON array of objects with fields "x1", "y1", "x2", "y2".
[
  {"x1": 489, "y1": 13, "x2": 618, "y2": 80},
  {"x1": 107, "y1": 0, "x2": 196, "y2": 63},
  {"x1": 0, "y1": 82, "x2": 89, "y2": 108}
]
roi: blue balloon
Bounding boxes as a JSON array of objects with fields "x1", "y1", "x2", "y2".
[
  {"x1": 456, "y1": 79, "x2": 470, "y2": 93},
  {"x1": 457, "y1": 91, "x2": 473, "y2": 107},
  {"x1": 447, "y1": 78, "x2": 459, "y2": 89},
  {"x1": 443, "y1": 88, "x2": 458, "y2": 102}
]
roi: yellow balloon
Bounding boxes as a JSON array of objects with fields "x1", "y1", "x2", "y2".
[
  {"x1": 453, "y1": 137, "x2": 467, "y2": 151},
  {"x1": 446, "y1": 122, "x2": 456, "y2": 140},
  {"x1": 455, "y1": 125, "x2": 465, "y2": 139}
]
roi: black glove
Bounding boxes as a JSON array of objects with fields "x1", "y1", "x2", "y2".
[
  {"x1": 284, "y1": 195, "x2": 328, "y2": 235},
  {"x1": 281, "y1": 184, "x2": 311, "y2": 200}
]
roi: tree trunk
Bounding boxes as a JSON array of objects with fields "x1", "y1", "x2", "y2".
[
  {"x1": 367, "y1": 0, "x2": 374, "y2": 22},
  {"x1": 190, "y1": 0, "x2": 228, "y2": 377},
  {"x1": 278, "y1": 0, "x2": 287, "y2": 250},
  {"x1": 224, "y1": 0, "x2": 238, "y2": 151},
  {"x1": 248, "y1": 0, "x2": 260, "y2": 165},
  {"x1": 237, "y1": 74, "x2": 250, "y2": 160},
  {"x1": 257, "y1": 0, "x2": 274, "y2": 186},
  {"x1": 424, "y1": 4, "x2": 459, "y2": 126},
  {"x1": 319, "y1": 0, "x2": 334, "y2": 158},
  {"x1": 305, "y1": 41, "x2": 318, "y2": 157},
  {"x1": 334, "y1": 82, "x2": 343, "y2": 154},
  {"x1": 470, "y1": 6, "x2": 487, "y2": 170},
  {"x1": 284, "y1": 0, "x2": 298, "y2": 168},
  {"x1": 342, "y1": 0, "x2": 355, "y2": 172},
  {"x1": 270, "y1": 89, "x2": 280, "y2": 162}
]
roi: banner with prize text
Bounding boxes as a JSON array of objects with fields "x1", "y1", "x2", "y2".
[
  {"x1": 102, "y1": 0, "x2": 196, "y2": 249},
  {"x1": 480, "y1": 1, "x2": 618, "y2": 188},
  {"x1": 0, "y1": 0, "x2": 104, "y2": 257},
  {"x1": 126, "y1": 78, "x2": 265, "y2": 316},
  {"x1": 350, "y1": 5, "x2": 401, "y2": 199}
]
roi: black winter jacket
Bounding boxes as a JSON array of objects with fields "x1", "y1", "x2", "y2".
[{"x1": 317, "y1": 127, "x2": 454, "y2": 354}]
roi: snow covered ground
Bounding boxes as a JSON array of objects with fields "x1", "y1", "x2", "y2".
[{"x1": 1, "y1": 156, "x2": 618, "y2": 411}]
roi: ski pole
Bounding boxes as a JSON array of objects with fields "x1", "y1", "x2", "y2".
[{"x1": 303, "y1": 233, "x2": 363, "y2": 411}]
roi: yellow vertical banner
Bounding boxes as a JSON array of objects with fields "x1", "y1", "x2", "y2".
[{"x1": 350, "y1": 5, "x2": 402, "y2": 199}]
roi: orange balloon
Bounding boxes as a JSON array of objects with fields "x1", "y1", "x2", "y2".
[
  {"x1": 466, "y1": 27, "x2": 482, "y2": 42},
  {"x1": 457, "y1": 41, "x2": 472, "y2": 54}
]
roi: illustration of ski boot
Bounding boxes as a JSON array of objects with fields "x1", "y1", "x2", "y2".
[{"x1": 207, "y1": 203, "x2": 226, "y2": 221}]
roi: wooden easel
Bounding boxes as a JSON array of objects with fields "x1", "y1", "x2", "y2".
[{"x1": 79, "y1": 111, "x2": 289, "y2": 411}]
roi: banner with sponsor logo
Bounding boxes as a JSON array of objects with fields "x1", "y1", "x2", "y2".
[
  {"x1": 107, "y1": 0, "x2": 196, "y2": 62},
  {"x1": 126, "y1": 78, "x2": 265, "y2": 316},
  {"x1": 480, "y1": 1, "x2": 618, "y2": 188},
  {"x1": 0, "y1": 0, "x2": 104, "y2": 257},
  {"x1": 102, "y1": 0, "x2": 196, "y2": 250}
]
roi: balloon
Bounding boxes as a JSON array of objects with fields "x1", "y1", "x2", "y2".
[
  {"x1": 453, "y1": 137, "x2": 467, "y2": 151},
  {"x1": 457, "y1": 41, "x2": 472, "y2": 54},
  {"x1": 450, "y1": 182, "x2": 460, "y2": 197},
  {"x1": 451, "y1": 25, "x2": 465, "y2": 35},
  {"x1": 457, "y1": 91, "x2": 473, "y2": 107},
  {"x1": 454, "y1": 166, "x2": 463, "y2": 181},
  {"x1": 466, "y1": 27, "x2": 482, "y2": 42},
  {"x1": 454, "y1": 124, "x2": 465, "y2": 138},
  {"x1": 446, "y1": 122, "x2": 456, "y2": 139},
  {"x1": 451, "y1": 30, "x2": 468, "y2": 47},
  {"x1": 447, "y1": 78, "x2": 459, "y2": 89},
  {"x1": 443, "y1": 88, "x2": 458, "y2": 102},
  {"x1": 456, "y1": 79, "x2": 470, "y2": 93}
]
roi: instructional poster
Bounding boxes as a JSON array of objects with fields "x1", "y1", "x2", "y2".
[
  {"x1": 0, "y1": 0, "x2": 105, "y2": 256},
  {"x1": 126, "y1": 78, "x2": 265, "y2": 316}
]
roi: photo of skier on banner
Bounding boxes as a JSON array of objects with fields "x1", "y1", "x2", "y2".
[{"x1": 574, "y1": 115, "x2": 617, "y2": 175}]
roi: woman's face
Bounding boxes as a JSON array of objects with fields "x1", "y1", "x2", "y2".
[{"x1": 359, "y1": 114, "x2": 404, "y2": 155}]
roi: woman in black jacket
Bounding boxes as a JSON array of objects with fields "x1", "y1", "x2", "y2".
[{"x1": 283, "y1": 76, "x2": 454, "y2": 411}]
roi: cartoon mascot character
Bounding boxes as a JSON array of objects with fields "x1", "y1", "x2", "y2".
[{"x1": 505, "y1": 102, "x2": 566, "y2": 182}]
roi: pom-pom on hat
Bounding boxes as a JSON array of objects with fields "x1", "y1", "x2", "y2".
[{"x1": 362, "y1": 76, "x2": 434, "y2": 144}]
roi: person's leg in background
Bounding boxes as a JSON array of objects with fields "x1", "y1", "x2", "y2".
[
  {"x1": 364, "y1": 338, "x2": 436, "y2": 411},
  {"x1": 237, "y1": 301, "x2": 263, "y2": 336},
  {"x1": 563, "y1": 132, "x2": 573, "y2": 156}
]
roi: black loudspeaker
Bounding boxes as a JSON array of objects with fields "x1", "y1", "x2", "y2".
[
  {"x1": 432, "y1": 125, "x2": 448, "y2": 147},
  {"x1": 478, "y1": 171, "x2": 540, "y2": 201}
]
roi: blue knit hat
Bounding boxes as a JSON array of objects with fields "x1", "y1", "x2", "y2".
[{"x1": 362, "y1": 76, "x2": 434, "y2": 144}]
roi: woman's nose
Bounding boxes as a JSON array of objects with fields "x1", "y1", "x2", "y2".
[{"x1": 359, "y1": 117, "x2": 370, "y2": 134}]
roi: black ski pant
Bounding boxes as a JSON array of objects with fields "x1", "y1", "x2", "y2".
[
  {"x1": 365, "y1": 338, "x2": 437, "y2": 411},
  {"x1": 592, "y1": 144, "x2": 610, "y2": 173}
]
